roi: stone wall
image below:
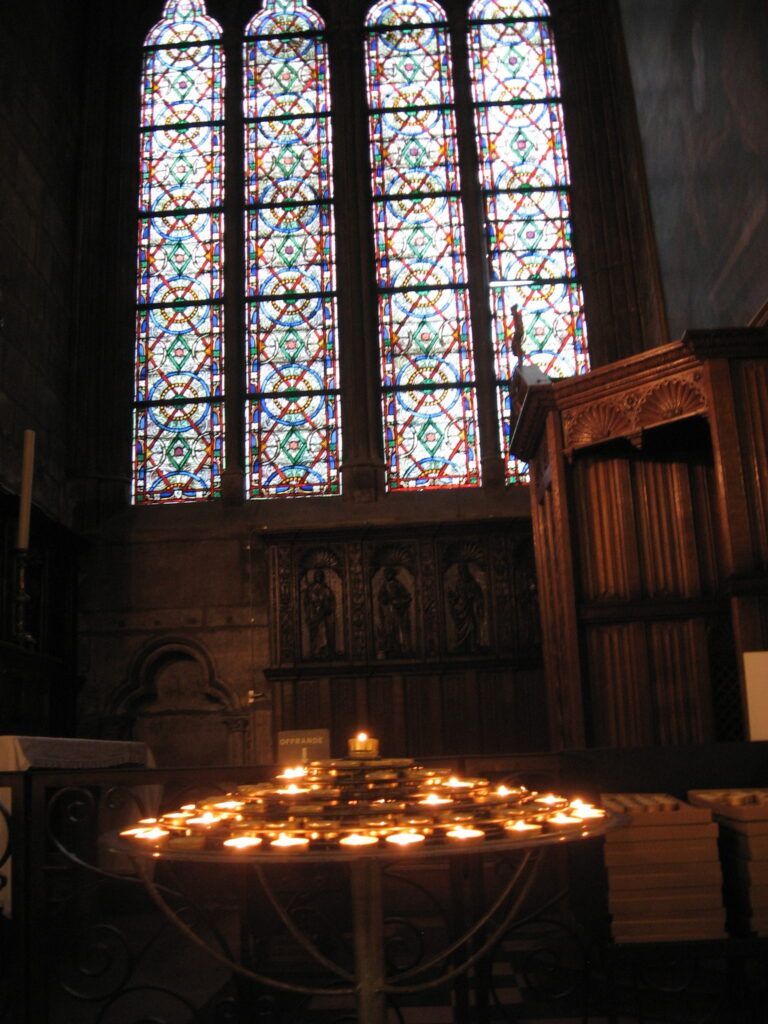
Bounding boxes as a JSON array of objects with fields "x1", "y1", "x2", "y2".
[
  {"x1": 620, "y1": 0, "x2": 768, "y2": 336},
  {"x1": 0, "y1": 0, "x2": 88, "y2": 524}
]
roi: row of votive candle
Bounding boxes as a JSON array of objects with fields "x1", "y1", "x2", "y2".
[{"x1": 120, "y1": 799, "x2": 604, "y2": 850}]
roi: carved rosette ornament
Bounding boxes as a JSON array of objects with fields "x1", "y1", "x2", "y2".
[
  {"x1": 636, "y1": 377, "x2": 707, "y2": 429},
  {"x1": 563, "y1": 402, "x2": 633, "y2": 451},
  {"x1": 561, "y1": 371, "x2": 708, "y2": 454}
]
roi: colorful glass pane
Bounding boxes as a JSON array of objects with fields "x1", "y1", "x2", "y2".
[
  {"x1": 134, "y1": 0, "x2": 225, "y2": 503},
  {"x1": 366, "y1": 0, "x2": 480, "y2": 489},
  {"x1": 244, "y1": 0, "x2": 340, "y2": 498},
  {"x1": 469, "y1": 0, "x2": 588, "y2": 483}
]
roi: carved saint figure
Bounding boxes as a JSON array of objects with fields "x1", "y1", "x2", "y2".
[
  {"x1": 377, "y1": 567, "x2": 412, "y2": 657},
  {"x1": 448, "y1": 562, "x2": 484, "y2": 653},
  {"x1": 303, "y1": 568, "x2": 336, "y2": 659}
]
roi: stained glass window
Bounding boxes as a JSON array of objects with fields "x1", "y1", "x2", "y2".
[
  {"x1": 468, "y1": 0, "x2": 588, "y2": 482},
  {"x1": 366, "y1": 0, "x2": 481, "y2": 490},
  {"x1": 134, "y1": 0, "x2": 225, "y2": 503},
  {"x1": 244, "y1": 0, "x2": 341, "y2": 497}
]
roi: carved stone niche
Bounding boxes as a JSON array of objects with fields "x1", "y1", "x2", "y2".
[
  {"x1": 370, "y1": 543, "x2": 418, "y2": 660},
  {"x1": 299, "y1": 548, "x2": 345, "y2": 662},
  {"x1": 108, "y1": 638, "x2": 247, "y2": 767}
]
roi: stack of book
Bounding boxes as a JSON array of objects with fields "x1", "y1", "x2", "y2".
[
  {"x1": 688, "y1": 788, "x2": 768, "y2": 936},
  {"x1": 601, "y1": 792, "x2": 727, "y2": 943}
]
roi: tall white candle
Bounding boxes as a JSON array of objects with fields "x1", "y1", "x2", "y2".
[{"x1": 17, "y1": 430, "x2": 35, "y2": 550}]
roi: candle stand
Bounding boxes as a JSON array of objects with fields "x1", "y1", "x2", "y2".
[
  {"x1": 107, "y1": 739, "x2": 624, "y2": 1023},
  {"x1": 12, "y1": 548, "x2": 35, "y2": 649}
]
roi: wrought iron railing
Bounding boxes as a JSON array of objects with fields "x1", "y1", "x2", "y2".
[{"x1": 3, "y1": 762, "x2": 766, "y2": 1022}]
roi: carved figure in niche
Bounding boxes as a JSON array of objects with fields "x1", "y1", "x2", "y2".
[
  {"x1": 377, "y1": 567, "x2": 412, "y2": 657},
  {"x1": 302, "y1": 568, "x2": 336, "y2": 659},
  {"x1": 447, "y1": 562, "x2": 485, "y2": 654}
]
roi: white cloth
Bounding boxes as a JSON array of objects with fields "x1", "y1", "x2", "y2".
[
  {"x1": 0, "y1": 735, "x2": 152, "y2": 771},
  {"x1": 0, "y1": 736, "x2": 154, "y2": 915}
]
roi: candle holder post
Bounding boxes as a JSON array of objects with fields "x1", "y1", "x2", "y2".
[{"x1": 13, "y1": 548, "x2": 36, "y2": 649}]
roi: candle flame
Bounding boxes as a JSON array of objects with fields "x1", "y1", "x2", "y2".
[
  {"x1": 186, "y1": 812, "x2": 222, "y2": 826},
  {"x1": 548, "y1": 812, "x2": 582, "y2": 826},
  {"x1": 446, "y1": 827, "x2": 484, "y2": 841},
  {"x1": 356, "y1": 732, "x2": 368, "y2": 742},
  {"x1": 121, "y1": 826, "x2": 169, "y2": 841},
  {"x1": 386, "y1": 832, "x2": 425, "y2": 846},
  {"x1": 271, "y1": 834, "x2": 309, "y2": 849},
  {"x1": 340, "y1": 833, "x2": 378, "y2": 847},
  {"x1": 446, "y1": 776, "x2": 473, "y2": 789},
  {"x1": 224, "y1": 836, "x2": 262, "y2": 849},
  {"x1": 506, "y1": 819, "x2": 541, "y2": 832}
]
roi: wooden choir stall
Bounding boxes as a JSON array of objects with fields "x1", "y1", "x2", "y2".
[{"x1": 509, "y1": 327, "x2": 768, "y2": 751}]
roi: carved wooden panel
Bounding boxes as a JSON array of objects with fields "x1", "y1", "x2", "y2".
[
  {"x1": 561, "y1": 370, "x2": 707, "y2": 455},
  {"x1": 268, "y1": 524, "x2": 541, "y2": 669},
  {"x1": 585, "y1": 623, "x2": 651, "y2": 747},
  {"x1": 270, "y1": 667, "x2": 548, "y2": 760},
  {"x1": 266, "y1": 522, "x2": 546, "y2": 756},
  {"x1": 572, "y1": 458, "x2": 639, "y2": 600}
]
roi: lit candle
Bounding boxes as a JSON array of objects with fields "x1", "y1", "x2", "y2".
[
  {"x1": 277, "y1": 766, "x2": 307, "y2": 780},
  {"x1": 270, "y1": 834, "x2": 310, "y2": 850},
  {"x1": 120, "y1": 826, "x2": 169, "y2": 841},
  {"x1": 446, "y1": 776, "x2": 474, "y2": 789},
  {"x1": 348, "y1": 731, "x2": 380, "y2": 758},
  {"x1": 419, "y1": 793, "x2": 452, "y2": 806},
  {"x1": 569, "y1": 800, "x2": 606, "y2": 820},
  {"x1": 161, "y1": 811, "x2": 194, "y2": 824},
  {"x1": 17, "y1": 429, "x2": 35, "y2": 550},
  {"x1": 224, "y1": 836, "x2": 263, "y2": 850},
  {"x1": 445, "y1": 826, "x2": 484, "y2": 841},
  {"x1": 505, "y1": 819, "x2": 542, "y2": 835},
  {"x1": 534, "y1": 793, "x2": 563, "y2": 807},
  {"x1": 186, "y1": 812, "x2": 224, "y2": 827},
  {"x1": 339, "y1": 833, "x2": 379, "y2": 847},
  {"x1": 547, "y1": 812, "x2": 583, "y2": 827},
  {"x1": 275, "y1": 784, "x2": 310, "y2": 796},
  {"x1": 386, "y1": 832, "x2": 425, "y2": 847}
]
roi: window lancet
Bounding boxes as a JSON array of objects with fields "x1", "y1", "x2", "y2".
[
  {"x1": 366, "y1": 0, "x2": 481, "y2": 490},
  {"x1": 244, "y1": 0, "x2": 341, "y2": 497},
  {"x1": 132, "y1": 0, "x2": 592, "y2": 504},
  {"x1": 134, "y1": 0, "x2": 225, "y2": 504},
  {"x1": 468, "y1": 0, "x2": 588, "y2": 481}
]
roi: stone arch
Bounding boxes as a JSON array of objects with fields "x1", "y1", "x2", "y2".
[{"x1": 107, "y1": 637, "x2": 246, "y2": 767}]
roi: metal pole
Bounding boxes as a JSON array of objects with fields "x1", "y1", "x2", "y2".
[{"x1": 350, "y1": 857, "x2": 387, "y2": 1024}]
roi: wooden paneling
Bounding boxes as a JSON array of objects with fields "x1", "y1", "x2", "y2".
[
  {"x1": 733, "y1": 361, "x2": 768, "y2": 570},
  {"x1": 265, "y1": 522, "x2": 547, "y2": 757},
  {"x1": 573, "y1": 457, "x2": 638, "y2": 600},
  {"x1": 512, "y1": 331, "x2": 768, "y2": 749},
  {"x1": 585, "y1": 623, "x2": 651, "y2": 747}
]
